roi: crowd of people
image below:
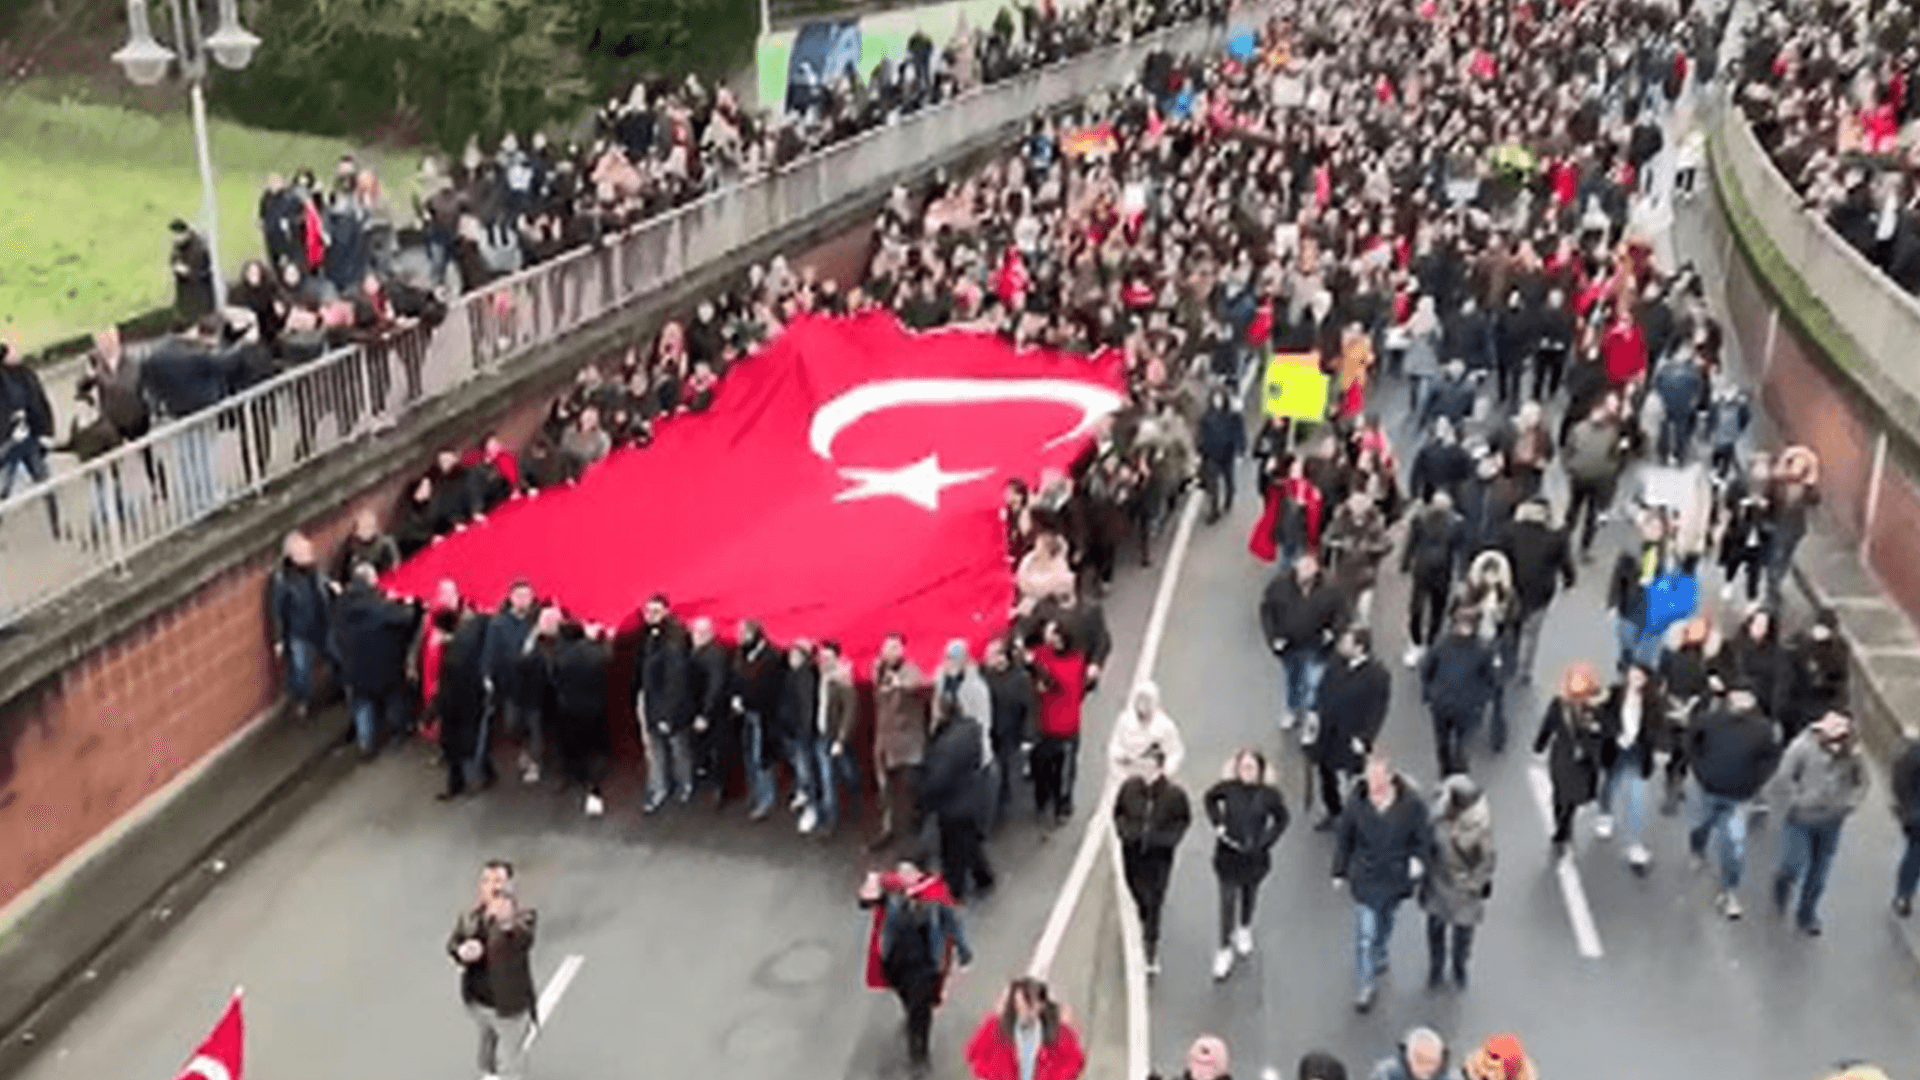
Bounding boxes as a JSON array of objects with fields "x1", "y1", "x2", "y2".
[
  {"x1": 1735, "y1": 0, "x2": 1920, "y2": 292},
  {"x1": 242, "y1": 0, "x2": 1920, "y2": 1074}
]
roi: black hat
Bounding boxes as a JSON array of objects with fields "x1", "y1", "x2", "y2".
[{"x1": 168, "y1": 218, "x2": 190, "y2": 233}]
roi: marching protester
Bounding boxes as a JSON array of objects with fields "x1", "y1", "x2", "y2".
[
  {"x1": 1312, "y1": 626, "x2": 1391, "y2": 828},
  {"x1": 269, "y1": 530, "x2": 335, "y2": 719},
  {"x1": 1659, "y1": 616, "x2": 1718, "y2": 815},
  {"x1": 448, "y1": 861, "x2": 538, "y2": 1080},
  {"x1": 434, "y1": 598, "x2": 493, "y2": 800},
  {"x1": 481, "y1": 580, "x2": 542, "y2": 784},
  {"x1": 1150, "y1": 1034, "x2": 1232, "y2": 1080},
  {"x1": 780, "y1": 637, "x2": 822, "y2": 829},
  {"x1": 732, "y1": 619, "x2": 786, "y2": 821},
  {"x1": 1897, "y1": 728, "x2": 1920, "y2": 918},
  {"x1": 1598, "y1": 662, "x2": 1666, "y2": 873},
  {"x1": 921, "y1": 659, "x2": 997, "y2": 903},
  {"x1": 860, "y1": 859, "x2": 972, "y2": 1077},
  {"x1": 1460, "y1": 1034, "x2": 1536, "y2": 1080},
  {"x1": 1421, "y1": 775, "x2": 1496, "y2": 992},
  {"x1": 1533, "y1": 661, "x2": 1608, "y2": 857},
  {"x1": 1298, "y1": 1051, "x2": 1349, "y2": 1080},
  {"x1": 330, "y1": 561, "x2": 419, "y2": 758},
  {"x1": 1114, "y1": 746, "x2": 1192, "y2": 975},
  {"x1": 1110, "y1": 681, "x2": 1187, "y2": 779},
  {"x1": 1782, "y1": 609, "x2": 1850, "y2": 742},
  {"x1": 1688, "y1": 686, "x2": 1782, "y2": 919},
  {"x1": 1197, "y1": 389, "x2": 1246, "y2": 525},
  {"x1": 636, "y1": 596, "x2": 694, "y2": 813},
  {"x1": 1333, "y1": 751, "x2": 1432, "y2": 1014},
  {"x1": 1771, "y1": 710, "x2": 1868, "y2": 935},
  {"x1": 1401, "y1": 491, "x2": 1465, "y2": 669},
  {"x1": 1495, "y1": 497, "x2": 1577, "y2": 686},
  {"x1": 873, "y1": 632, "x2": 931, "y2": 851},
  {"x1": 963, "y1": 977, "x2": 1087, "y2": 1080},
  {"x1": 1421, "y1": 611, "x2": 1499, "y2": 778},
  {"x1": 981, "y1": 636, "x2": 1037, "y2": 827},
  {"x1": 1367, "y1": 1027, "x2": 1452, "y2": 1080},
  {"x1": 538, "y1": 613, "x2": 612, "y2": 817},
  {"x1": 1203, "y1": 749, "x2": 1289, "y2": 981},
  {"x1": 1030, "y1": 620, "x2": 1089, "y2": 826},
  {"x1": 806, "y1": 641, "x2": 861, "y2": 837},
  {"x1": 1260, "y1": 552, "x2": 1346, "y2": 736}
]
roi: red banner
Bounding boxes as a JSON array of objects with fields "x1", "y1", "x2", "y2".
[{"x1": 172, "y1": 990, "x2": 243, "y2": 1080}]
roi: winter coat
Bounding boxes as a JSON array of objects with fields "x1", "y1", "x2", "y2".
[
  {"x1": 480, "y1": 604, "x2": 538, "y2": 702},
  {"x1": 1314, "y1": 656, "x2": 1391, "y2": 772},
  {"x1": 920, "y1": 712, "x2": 988, "y2": 823},
  {"x1": 1402, "y1": 504, "x2": 1466, "y2": 585},
  {"x1": 1532, "y1": 698, "x2": 1606, "y2": 807},
  {"x1": 1333, "y1": 774, "x2": 1431, "y2": 909},
  {"x1": 817, "y1": 672, "x2": 858, "y2": 747},
  {"x1": 1783, "y1": 632, "x2": 1850, "y2": 732},
  {"x1": 1894, "y1": 739, "x2": 1920, "y2": 835},
  {"x1": 1420, "y1": 373, "x2": 1478, "y2": 428},
  {"x1": 1249, "y1": 477, "x2": 1323, "y2": 561},
  {"x1": 933, "y1": 665, "x2": 994, "y2": 733},
  {"x1": 1421, "y1": 633, "x2": 1498, "y2": 718},
  {"x1": 779, "y1": 661, "x2": 822, "y2": 750},
  {"x1": 332, "y1": 532, "x2": 400, "y2": 584},
  {"x1": 1688, "y1": 705, "x2": 1781, "y2": 801},
  {"x1": 329, "y1": 583, "x2": 416, "y2": 697},
  {"x1": 1258, "y1": 571, "x2": 1345, "y2": 651},
  {"x1": 1495, "y1": 518, "x2": 1574, "y2": 612},
  {"x1": 635, "y1": 618, "x2": 694, "y2": 734},
  {"x1": 874, "y1": 658, "x2": 931, "y2": 769},
  {"x1": 1114, "y1": 775, "x2": 1193, "y2": 854},
  {"x1": 268, "y1": 559, "x2": 332, "y2": 649},
  {"x1": 1715, "y1": 631, "x2": 1788, "y2": 720},
  {"x1": 1422, "y1": 793, "x2": 1497, "y2": 927},
  {"x1": 1564, "y1": 417, "x2": 1623, "y2": 485},
  {"x1": 983, "y1": 662, "x2": 1037, "y2": 748},
  {"x1": 1323, "y1": 502, "x2": 1393, "y2": 592},
  {"x1": 1598, "y1": 678, "x2": 1667, "y2": 775},
  {"x1": 864, "y1": 875, "x2": 970, "y2": 992},
  {"x1": 1109, "y1": 709, "x2": 1187, "y2": 778},
  {"x1": 448, "y1": 904, "x2": 538, "y2": 1018},
  {"x1": 0, "y1": 363, "x2": 54, "y2": 443},
  {"x1": 1205, "y1": 775, "x2": 1289, "y2": 884},
  {"x1": 1197, "y1": 405, "x2": 1246, "y2": 465},
  {"x1": 733, "y1": 640, "x2": 786, "y2": 755},
  {"x1": 965, "y1": 1012, "x2": 1087, "y2": 1080},
  {"x1": 1777, "y1": 728, "x2": 1868, "y2": 826},
  {"x1": 687, "y1": 639, "x2": 730, "y2": 725},
  {"x1": 435, "y1": 614, "x2": 491, "y2": 756},
  {"x1": 546, "y1": 633, "x2": 612, "y2": 754},
  {"x1": 1409, "y1": 439, "x2": 1473, "y2": 502},
  {"x1": 1031, "y1": 644, "x2": 1087, "y2": 739}
]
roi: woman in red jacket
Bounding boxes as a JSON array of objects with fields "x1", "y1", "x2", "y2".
[
  {"x1": 1029, "y1": 621, "x2": 1088, "y2": 826},
  {"x1": 965, "y1": 977, "x2": 1087, "y2": 1080}
]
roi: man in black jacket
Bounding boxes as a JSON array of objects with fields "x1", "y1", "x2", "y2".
[
  {"x1": 1312, "y1": 627, "x2": 1391, "y2": 828},
  {"x1": 436, "y1": 604, "x2": 493, "y2": 799},
  {"x1": 919, "y1": 701, "x2": 995, "y2": 902},
  {"x1": 1781, "y1": 609, "x2": 1849, "y2": 741},
  {"x1": 0, "y1": 342, "x2": 60, "y2": 539},
  {"x1": 481, "y1": 582, "x2": 542, "y2": 784},
  {"x1": 331, "y1": 562, "x2": 419, "y2": 757},
  {"x1": 733, "y1": 620, "x2": 786, "y2": 819},
  {"x1": 1401, "y1": 491, "x2": 1465, "y2": 669},
  {"x1": 1333, "y1": 752, "x2": 1431, "y2": 1013},
  {"x1": 1495, "y1": 497, "x2": 1575, "y2": 684},
  {"x1": 1259, "y1": 553, "x2": 1346, "y2": 736},
  {"x1": 1408, "y1": 416, "x2": 1473, "y2": 503},
  {"x1": 684, "y1": 615, "x2": 731, "y2": 806},
  {"x1": 1196, "y1": 389, "x2": 1246, "y2": 524},
  {"x1": 1687, "y1": 687, "x2": 1781, "y2": 920},
  {"x1": 269, "y1": 531, "x2": 334, "y2": 717},
  {"x1": 1114, "y1": 746, "x2": 1192, "y2": 973},
  {"x1": 982, "y1": 636, "x2": 1037, "y2": 824},
  {"x1": 541, "y1": 616, "x2": 613, "y2": 817},
  {"x1": 1894, "y1": 730, "x2": 1920, "y2": 918},
  {"x1": 1420, "y1": 611, "x2": 1499, "y2": 777},
  {"x1": 635, "y1": 594, "x2": 695, "y2": 813}
]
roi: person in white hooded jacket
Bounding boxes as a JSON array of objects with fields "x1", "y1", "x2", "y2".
[{"x1": 1110, "y1": 682, "x2": 1186, "y2": 779}]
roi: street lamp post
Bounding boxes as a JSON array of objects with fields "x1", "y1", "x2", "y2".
[{"x1": 113, "y1": 0, "x2": 261, "y2": 312}]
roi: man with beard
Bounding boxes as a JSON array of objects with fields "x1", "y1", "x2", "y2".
[
  {"x1": 731, "y1": 619, "x2": 786, "y2": 820},
  {"x1": 981, "y1": 636, "x2": 1038, "y2": 825},
  {"x1": 872, "y1": 632, "x2": 931, "y2": 851},
  {"x1": 635, "y1": 594, "x2": 695, "y2": 813}
]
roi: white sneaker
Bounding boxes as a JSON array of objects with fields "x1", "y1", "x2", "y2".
[
  {"x1": 1278, "y1": 709, "x2": 1297, "y2": 731},
  {"x1": 1403, "y1": 644, "x2": 1423, "y2": 668},
  {"x1": 1594, "y1": 814, "x2": 1615, "y2": 840},
  {"x1": 521, "y1": 762, "x2": 541, "y2": 784},
  {"x1": 1626, "y1": 842, "x2": 1651, "y2": 869},
  {"x1": 798, "y1": 806, "x2": 819, "y2": 834},
  {"x1": 1720, "y1": 582, "x2": 1737, "y2": 602},
  {"x1": 1233, "y1": 925, "x2": 1254, "y2": 956},
  {"x1": 1212, "y1": 947, "x2": 1235, "y2": 980},
  {"x1": 1718, "y1": 891, "x2": 1744, "y2": 920},
  {"x1": 584, "y1": 793, "x2": 605, "y2": 817},
  {"x1": 790, "y1": 792, "x2": 806, "y2": 811},
  {"x1": 1145, "y1": 957, "x2": 1162, "y2": 977}
]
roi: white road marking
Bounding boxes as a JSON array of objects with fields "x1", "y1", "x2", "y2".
[
  {"x1": 522, "y1": 953, "x2": 585, "y2": 1052},
  {"x1": 1526, "y1": 765, "x2": 1605, "y2": 959}
]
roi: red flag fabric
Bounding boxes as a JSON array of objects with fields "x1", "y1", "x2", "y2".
[
  {"x1": 383, "y1": 312, "x2": 1126, "y2": 672},
  {"x1": 864, "y1": 870, "x2": 959, "y2": 990},
  {"x1": 173, "y1": 991, "x2": 244, "y2": 1080},
  {"x1": 994, "y1": 246, "x2": 1030, "y2": 309}
]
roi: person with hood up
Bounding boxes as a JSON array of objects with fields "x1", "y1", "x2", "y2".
[
  {"x1": 1197, "y1": 388, "x2": 1246, "y2": 524},
  {"x1": 1313, "y1": 627, "x2": 1391, "y2": 828},
  {"x1": 329, "y1": 561, "x2": 419, "y2": 757},
  {"x1": 1204, "y1": 749, "x2": 1289, "y2": 980},
  {"x1": 1495, "y1": 497, "x2": 1576, "y2": 685},
  {"x1": 1259, "y1": 552, "x2": 1347, "y2": 737},
  {"x1": 1422, "y1": 775, "x2": 1496, "y2": 990},
  {"x1": 1114, "y1": 745, "x2": 1191, "y2": 974},
  {"x1": 1771, "y1": 710, "x2": 1868, "y2": 934},
  {"x1": 1421, "y1": 610, "x2": 1498, "y2": 778},
  {"x1": 1533, "y1": 660, "x2": 1608, "y2": 855},
  {"x1": 920, "y1": 663, "x2": 997, "y2": 902},
  {"x1": 1109, "y1": 680, "x2": 1187, "y2": 779},
  {"x1": 964, "y1": 977, "x2": 1086, "y2": 1080},
  {"x1": 1688, "y1": 685, "x2": 1782, "y2": 919},
  {"x1": 1402, "y1": 490, "x2": 1466, "y2": 668},
  {"x1": 860, "y1": 858, "x2": 973, "y2": 1076},
  {"x1": 1456, "y1": 549, "x2": 1519, "y2": 752},
  {"x1": 1150, "y1": 1035, "x2": 1232, "y2": 1080},
  {"x1": 1333, "y1": 750, "x2": 1432, "y2": 1013},
  {"x1": 269, "y1": 530, "x2": 334, "y2": 719}
]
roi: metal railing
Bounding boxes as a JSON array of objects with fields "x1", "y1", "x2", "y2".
[{"x1": 0, "y1": 16, "x2": 1225, "y2": 625}]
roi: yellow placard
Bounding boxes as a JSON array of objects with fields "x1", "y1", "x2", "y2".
[{"x1": 1262, "y1": 353, "x2": 1329, "y2": 420}]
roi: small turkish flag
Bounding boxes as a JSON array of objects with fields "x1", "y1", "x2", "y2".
[{"x1": 172, "y1": 990, "x2": 244, "y2": 1080}]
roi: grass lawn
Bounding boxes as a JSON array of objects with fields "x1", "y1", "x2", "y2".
[{"x1": 0, "y1": 87, "x2": 415, "y2": 353}]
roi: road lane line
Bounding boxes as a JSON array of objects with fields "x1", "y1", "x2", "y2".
[
  {"x1": 522, "y1": 953, "x2": 585, "y2": 1052},
  {"x1": 1526, "y1": 765, "x2": 1604, "y2": 959}
]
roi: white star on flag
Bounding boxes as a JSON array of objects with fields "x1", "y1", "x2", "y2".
[{"x1": 833, "y1": 453, "x2": 994, "y2": 511}]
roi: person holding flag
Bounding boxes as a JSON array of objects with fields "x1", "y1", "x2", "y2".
[{"x1": 860, "y1": 858, "x2": 973, "y2": 1076}]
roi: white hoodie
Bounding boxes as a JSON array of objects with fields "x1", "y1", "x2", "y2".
[{"x1": 1108, "y1": 681, "x2": 1186, "y2": 778}]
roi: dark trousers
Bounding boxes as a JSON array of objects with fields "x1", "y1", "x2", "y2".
[
  {"x1": 1318, "y1": 761, "x2": 1347, "y2": 820},
  {"x1": 1566, "y1": 476, "x2": 1613, "y2": 554},
  {"x1": 1218, "y1": 874, "x2": 1260, "y2": 946},
  {"x1": 1122, "y1": 844, "x2": 1174, "y2": 955},
  {"x1": 879, "y1": 765, "x2": 919, "y2": 842},
  {"x1": 1535, "y1": 346, "x2": 1567, "y2": 402},
  {"x1": 1408, "y1": 574, "x2": 1451, "y2": 647},
  {"x1": 1897, "y1": 826, "x2": 1920, "y2": 902},
  {"x1": 1031, "y1": 735, "x2": 1078, "y2": 819},
  {"x1": 1201, "y1": 457, "x2": 1236, "y2": 521},
  {"x1": 895, "y1": 976, "x2": 941, "y2": 1065},
  {"x1": 1426, "y1": 915, "x2": 1476, "y2": 980},
  {"x1": 1432, "y1": 707, "x2": 1476, "y2": 776},
  {"x1": 1496, "y1": 349, "x2": 1530, "y2": 404},
  {"x1": 939, "y1": 813, "x2": 994, "y2": 900},
  {"x1": 1552, "y1": 800, "x2": 1579, "y2": 844}
]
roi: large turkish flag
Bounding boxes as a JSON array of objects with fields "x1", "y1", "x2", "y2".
[
  {"x1": 171, "y1": 990, "x2": 244, "y2": 1080},
  {"x1": 385, "y1": 311, "x2": 1126, "y2": 670}
]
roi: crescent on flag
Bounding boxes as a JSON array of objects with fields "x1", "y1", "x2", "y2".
[
  {"x1": 808, "y1": 377, "x2": 1126, "y2": 463},
  {"x1": 177, "y1": 1056, "x2": 233, "y2": 1080}
]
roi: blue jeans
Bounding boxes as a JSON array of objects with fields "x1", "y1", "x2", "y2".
[
  {"x1": 0, "y1": 437, "x2": 60, "y2": 536},
  {"x1": 350, "y1": 688, "x2": 411, "y2": 753},
  {"x1": 494, "y1": 698, "x2": 543, "y2": 765},
  {"x1": 286, "y1": 638, "x2": 323, "y2": 707},
  {"x1": 1280, "y1": 646, "x2": 1325, "y2": 720},
  {"x1": 1689, "y1": 782, "x2": 1749, "y2": 891},
  {"x1": 172, "y1": 425, "x2": 220, "y2": 519},
  {"x1": 1615, "y1": 615, "x2": 1662, "y2": 672},
  {"x1": 1898, "y1": 828, "x2": 1920, "y2": 903},
  {"x1": 1354, "y1": 900, "x2": 1401, "y2": 992},
  {"x1": 1774, "y1": 817, "x2": 1844, "y2": 925},
  {"x1": 745, "y1": 711, "x2": 776, "y2": 814},
  {"x1": 787, "y1": 737, "x2": 816, "y2": 809},
  {"x1": 1600, "y1": 748, "x2": 1649, "y2": 845},
  {"x1": 641, "y1": 723, "x2": 694, "y2": 806},
  {"x1": 811, "y1": 741, "x2": 862, "y2": 832}
]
